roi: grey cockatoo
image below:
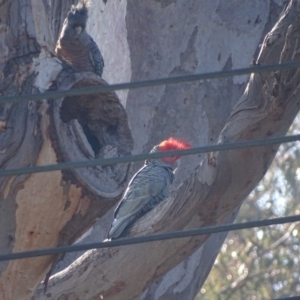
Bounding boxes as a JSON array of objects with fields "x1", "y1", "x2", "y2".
[
  {"x1": 55, "y1": 0, "x2": 104, "y2": 77},
  {"x1": 107, "y1": 137, "x2": 191, "y2": 240}
]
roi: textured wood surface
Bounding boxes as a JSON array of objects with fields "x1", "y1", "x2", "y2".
[
  {"x1": 34, "y1": 1, "x2": 300, "y2": 300},
  {"x1": 0, "y1": 1, "x2": 132, "y2": 299}
]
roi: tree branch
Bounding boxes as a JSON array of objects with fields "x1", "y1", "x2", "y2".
[{"x1": 34, "y1": 1, "x2": 300, "y2": 299}]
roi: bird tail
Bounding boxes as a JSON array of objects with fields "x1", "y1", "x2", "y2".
[{"x1": 107, "y1": 215, "x2": 136, "y2": 240}]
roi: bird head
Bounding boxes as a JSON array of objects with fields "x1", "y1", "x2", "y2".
[
  {"x1": 157, "y1": 137, "x2": 191, "y2": 164},
  {"x1": 68, "y1": 0, "x2": 89, "y2": 30}
]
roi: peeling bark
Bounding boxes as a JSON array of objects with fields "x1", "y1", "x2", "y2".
[
  {"x1": 33, "y1": 1, "x2": 300, "y2": 300},
  {"x1": 0, "y1": 1, "x2": 132, "y2": 299}
]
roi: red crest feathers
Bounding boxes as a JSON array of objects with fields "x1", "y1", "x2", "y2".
[
  {"x1": 158, "y1": 138, "x2": 191, "y2": 163},
  {"x1": 158, "y1": 137, "x2": 191, "y2": 151}
]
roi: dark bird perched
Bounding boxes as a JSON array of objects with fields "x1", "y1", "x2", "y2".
[
  {"x1": 107, "y1": 137, "x2": 191, "y2": 240},
  {"x1": 55, "y1": 0, "x2": 104, "y2": 77}
]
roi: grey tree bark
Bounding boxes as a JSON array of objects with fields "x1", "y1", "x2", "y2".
[
  {"x1": 0, "y1": 0, "x2": 133, "y2": 299},
  {"x1": 34, "y1": 0, "x2": 299, "y2": 299},
  {"x1": 0, "y1": 0, "x2": 298, "y2": 299},
  {"x1": 50, "y1": 1, "x2": 289, "y2": 299}
]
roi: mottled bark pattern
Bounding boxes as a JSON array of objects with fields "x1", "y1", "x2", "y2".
[
  {"x1": 0, "y1": 0, "x2": 132, "y2": 299},
  {"x1": 33, "y1": 1, "x2": 300, "y2": 300}
]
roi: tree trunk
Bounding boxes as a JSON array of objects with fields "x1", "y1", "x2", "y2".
[
  {"x1": 1, "y1": 0, "x2": 298, "y2": 299},
  {"x1": 0, "y1": 1, "x2": 132, "y2": 299},
  {"x1": 31, "y1": 0, "x2": 300, "y2": 299}
]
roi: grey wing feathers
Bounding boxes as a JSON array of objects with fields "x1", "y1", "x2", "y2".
[
  {"x1": 89, "y1": 37, "x2": 104, "y2": 77},
  {"x1": 115, "y1": 173, "x2": 166, "y2": 218},
  {"x1": 107, "y1": 165, "x2": 171, "y2": 239}
]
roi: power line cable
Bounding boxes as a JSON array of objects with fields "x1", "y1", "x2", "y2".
[
  {"x1": 1, "y1": 17, "x2": 299, "y2": 300},
  {"x1": 271, "y1": 297, "x2": 300, "y2": 300},
  {"x1": 1, "y1": 61, "x2": 300, "y2": 105},
  {"x1": 0, "y1": 214, "x2": 299, "y2": 262},
  {"x1": 1, "y1": 134, "x2": 300, "y2": 178}
]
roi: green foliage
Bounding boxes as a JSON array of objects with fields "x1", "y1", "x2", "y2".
[{"x1": 197, "y1": 117, "x2": 300, "y2": 300}]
